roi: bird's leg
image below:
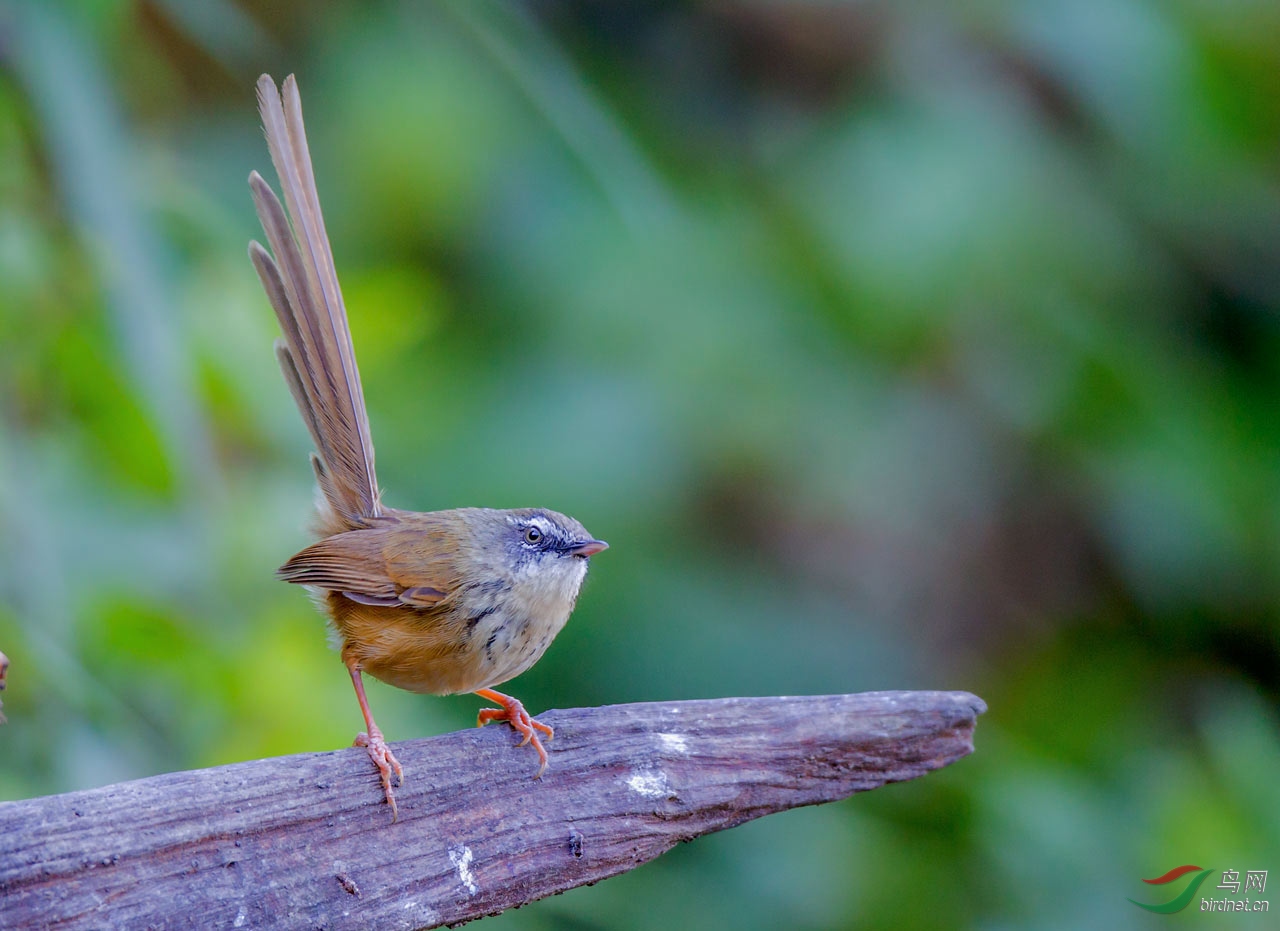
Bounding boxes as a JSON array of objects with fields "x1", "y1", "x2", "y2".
[
  {"x1": 474, "y1": 688, "x2": 553, "y2": 777},
  {"x1": 347, "y1": 662, "x2": 403, "y2": 819}
]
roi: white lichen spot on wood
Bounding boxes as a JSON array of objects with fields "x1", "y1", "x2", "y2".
[
  {"x1": 449, "y1": 844, "x2": 478, "y2": 895},
  {"x1": 397, "y1": 900, "x2": 441, "y2": 930},
  {"x1": 233, "y1": 906, "x2": 246, "y2": 928},
  {"x1": 625, "y1": 768, "x2": 671, "y2": 799},
  {"x1": 657, "y1": 732, "x2": 689, "y2": 755}
]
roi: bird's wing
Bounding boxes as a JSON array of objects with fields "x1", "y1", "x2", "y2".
[{"x1": 277, "y1": 527, "x2": 451, "y2": 609}]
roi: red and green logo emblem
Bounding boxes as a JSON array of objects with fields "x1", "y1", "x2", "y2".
[{"x1": 1129, "y1": 865, "x2": 1214, "y2": 914}]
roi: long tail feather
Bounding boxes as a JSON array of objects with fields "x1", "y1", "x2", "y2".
[{"x1": 248, "y1": 73, "x2": 381, "y2": 524}]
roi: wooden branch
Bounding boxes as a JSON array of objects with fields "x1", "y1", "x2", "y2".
[{"x1": 0, "y1": 690, "x2": 984, "y2": 929}]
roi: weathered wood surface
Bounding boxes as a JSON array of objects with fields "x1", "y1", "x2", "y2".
[{"x1": 0, "y1": 691, "x2": 985, "y2": 930}]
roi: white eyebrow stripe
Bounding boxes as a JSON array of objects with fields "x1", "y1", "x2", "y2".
[{"x1": 522, "y1": 515, "x2": 555, "y2": 537}]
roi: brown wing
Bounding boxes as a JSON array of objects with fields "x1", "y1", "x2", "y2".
[
  {"x1": 277, "y1": 525, "x2": 454, "y2": 609},
  {"x1": 248, "y1": 74, "x2": 380, "y2": 528}
]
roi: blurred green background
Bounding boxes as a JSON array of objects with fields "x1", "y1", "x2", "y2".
[{"x1": 1, "y1": 0, "x2": 1278, "y2": 927}]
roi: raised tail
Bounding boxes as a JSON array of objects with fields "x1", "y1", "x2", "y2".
[{"x1": 247, "y1": 73, "x2": 381, "y2": 528}]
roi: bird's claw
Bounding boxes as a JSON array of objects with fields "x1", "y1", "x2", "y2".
[
  {"x1": 477, "y1": 692, "x2": 553, "y2": 777},
  {"x1": 354, "y1": 730, "x2": 403, "y2": 820}
]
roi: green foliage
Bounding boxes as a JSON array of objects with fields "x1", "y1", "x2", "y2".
[{"x1": 1, "y1": 1, "x2": 1277, "y2": 927}]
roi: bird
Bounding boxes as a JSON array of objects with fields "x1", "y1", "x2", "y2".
[{"x1": 246, "y1": 74, "x2": 607, "y2": 819}]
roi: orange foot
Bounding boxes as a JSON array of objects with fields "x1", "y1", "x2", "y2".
[
  {"x1": 354, "y1": 729, "x2": 404, "y2": 820},
  {"x1": 474, "y1": 688, "x2": 554, "y2": 777}
]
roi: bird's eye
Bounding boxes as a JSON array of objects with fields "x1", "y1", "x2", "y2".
[{"x1": 523, "y1": 526, "x2": 543, "y2": 545}]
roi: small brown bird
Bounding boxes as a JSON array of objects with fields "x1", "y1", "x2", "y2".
[{"x1": 247, "y1": 74, "x2": 606, "y2": 818}]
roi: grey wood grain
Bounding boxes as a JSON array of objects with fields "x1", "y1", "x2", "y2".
[{"x1": 0, "y1": 691, "x2": 985, "y2": 930}]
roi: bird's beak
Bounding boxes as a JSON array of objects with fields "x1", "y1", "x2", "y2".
[{"x1": 568, "y1": 539, "x2": 609, "y2": 558}]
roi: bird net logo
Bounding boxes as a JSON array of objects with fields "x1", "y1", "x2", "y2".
[{"x1": 1129, "y1": 865, "x2": 1269, "y2": 915}]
